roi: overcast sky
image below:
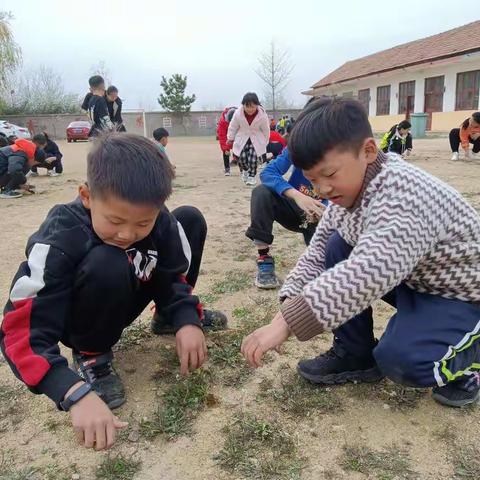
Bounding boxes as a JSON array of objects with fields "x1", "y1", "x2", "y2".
[{"x1": 3, "y1": 0, "x2": 479, "y2": 111}]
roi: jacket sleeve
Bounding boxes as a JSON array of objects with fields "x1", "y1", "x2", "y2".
[
  {"x1": 217, "y1": 119, "x2": 230, "y2": 151},
  {"x1": 1, "y1": 243, "x2": 82, "y2": 408},
  {"x1": 260, "y1": 148, "x2": 295, "y2": 196},
  {"x1": 260, "y1": 114, "x2": 271, "y2": 144},
  {"x1": 406, "y1": 133, "x2": 413, "y2": 151},
  {"x1": 97, "y1": 98, "x2": 114, "y2": 131},
  {"x1": 7, "y1": 155, "x2": 27, "y2": 174},
  {"x1": 460, "y1": 125, "x2": 471, "y2": 150},
  {"x1": 47, "y1": 141, "x2": 63, "y2": 161},
  {"x1": 227, "y1": 111, "x2": 240, "y2": 144}
]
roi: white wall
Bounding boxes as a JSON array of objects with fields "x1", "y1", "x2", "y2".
[{"x1": 314, "y1": 52, "x2": 480, "y2": 116}]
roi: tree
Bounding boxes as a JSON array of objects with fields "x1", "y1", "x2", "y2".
[
  {"x1": 90, "y1": 60, "x2": 112, "y2": 86},
  {"x1": 255, "y1": 41, "x2": 294, "y2": 115},
  {"x1": 158, "y1": 74, "x2": 196, "y2": 113},
  {"x1": 0, "y1": 11, "x2": 22, "y2": 89},
  {"x1": 0, "y1": 66, "x2": 81, "y2": 115}
]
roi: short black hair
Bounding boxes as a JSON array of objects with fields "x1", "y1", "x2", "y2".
[
  {"x1": 288, "y1": 97, "x2": 373, "y2": 170},
  {"x1": 472, "y1": 112, "x2": 480, "y2": 123},
  {"x1": 241, "y1": 92, "x2": 260, "y2": 106},
  {"x1": 32, "y1": 133, "x2": 47, "y2": 145},
  {"x1": 89, "y1": 75, "x2": 105, "y2": 88},
  {"x1": 153, "y1": 128, "x2": 169, "y2": 141},
  {"x1": 87, "y1": 133, "x2": 174, "y2": 207},
  {"x1": 398, "y1": 120, "x2": 411, "y2": 130},
  {"x1": 0, "y1": 135, "x2": 8, "y2": 147},
  {"x1": 106, "y1": 85, "x2": 118, "y2": 95}
]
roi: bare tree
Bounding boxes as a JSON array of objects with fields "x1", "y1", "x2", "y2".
[
  {"x1": 1, "y1": 66, "x2": 81, "y2": 114},
  {"x1": 0, "y1": 11, "x2": 21, "y2": 89},
  {"x1": 90, "y1": 60, "x2": 112, "y2": 86},
  {"x1": 255, "y1": 41, "x2": 294, "y2": 115}
]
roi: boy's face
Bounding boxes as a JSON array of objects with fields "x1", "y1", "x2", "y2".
[
  {"x1": 303, "y1": 138, "x2": 378, "y2": 209},
  {"x1": 107, "y1": 91, "x2": 118, "y2": 102},
  {"x1": 399, "y1": 127, "x2": 410, "y2": 136},
  {"x1": 79, "y1": 185, "x2": 161, "y2": 249},
  {"x1": 160, "y1": 137, "x2": 168, "y2": 147}
]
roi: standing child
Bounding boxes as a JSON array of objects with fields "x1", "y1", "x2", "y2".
[
  {"x1": 30, "y1": 133, "x2": 64, "y2": 177},
  {"x1": 449, "y1": 112, "x2": 480, "y2": 161},
  {"x1": 85, "y1": 76, "x2": 114, "y2": 137},
  {"x1": 105, "y1": 86, "x2": 126, "y2": 132},
  {"x1": 0, "y1": 137, "x2": 46, "y2": 198},
  {"x1": 216, "y1": 106, "x2": 236, "y2": 176},
  {"x1": 242, "y1": 98, "x2": 480, "y2": 409},
  {"x1": 380, "y1": 120, "x2": 413, "y2": 157},
  {"x1": 227, "y1": 92, "x2": 270, "y2": 186}
]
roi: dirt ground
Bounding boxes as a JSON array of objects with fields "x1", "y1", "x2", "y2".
[{"x1": 0, "y1": 137, "x2": 479, "y2": 480}]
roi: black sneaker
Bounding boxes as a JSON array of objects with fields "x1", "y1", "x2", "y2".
[
  {"x1": 72, "y1": 351, "x2": 125, "y2": 409},
  {"x1": 0, "y1": 189, "x2": 22, "y2": 199},
  {"x1": 255, "y1": 255, "x2": 280, "y2": 289},
  {"x1": 150, "y1": 309, "x2": 228, "y2": 335},
  {"x1": 432, "y1": 375, "x2": 480, "y2": 408},
  {"x1": 297, "y1": 342, "x2": 384, "y2": 385}
]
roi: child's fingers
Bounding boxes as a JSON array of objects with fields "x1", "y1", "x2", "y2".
[
  {"x1": 74, "y1": 427, "x2": 84, "y2": 445},
  {"x1": 106, "y1": 422, "x2": 116, "y2": 449},
  {"x1": 95, "y1": 424, "x2": 107, "y2": 451},
  {"x1": 252, "y1": 345, "x2": 264, "y2": 368},
  {"x1": 84, "y1": 427, "x2": 95, "y2": 449},
  {"x1": 180, "y1": 351, "x2": 189, "y2": 375},
  {"x1": 189, "y1": 350, "x2": 199, "y2": 371},
  {"x1": 198, "y1": 346, "x2": 206, "y2": 367},
  {"x1": 113, "y1": 417, "x2": 128, "y2": 429}
]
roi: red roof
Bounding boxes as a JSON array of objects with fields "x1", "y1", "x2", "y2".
[{"x1": 312, "y1": 21, "x2": 480, "y2": 88}]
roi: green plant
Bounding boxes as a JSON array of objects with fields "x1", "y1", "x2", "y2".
[{"x1": 96, "y1": 453, "x2": 141, "y2": 480}]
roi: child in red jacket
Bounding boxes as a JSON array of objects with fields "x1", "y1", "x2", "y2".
[{"x1": 216, "y1": 106, "x2": 236, "y2": 176}]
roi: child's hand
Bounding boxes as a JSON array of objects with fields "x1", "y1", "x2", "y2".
[
  {"x1": 68, "y1": 383, "x2": 128, "y2": 450},
  {"x1": 241, "y1": 312, "x2": 291, "y2": 368},
  {"x1": 175, "y1": 325, "x2": 207, "y2": 375}
]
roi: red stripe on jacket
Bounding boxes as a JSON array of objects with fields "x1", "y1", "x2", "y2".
[{"x1": 2, "y1": 298, "x2": 50, "y2": 386}]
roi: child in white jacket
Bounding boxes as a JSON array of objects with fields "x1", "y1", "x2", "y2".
[{"x1": 227, "y1": 92, "x2": 270, "y2": 186}]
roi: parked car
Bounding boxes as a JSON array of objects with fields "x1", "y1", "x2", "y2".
[
  {"x1": 0, "y1": 120, "x2": 31, "y2": 140},
  {"x1": 66, "y1": 121, "x2": 91, "y2": 142}
]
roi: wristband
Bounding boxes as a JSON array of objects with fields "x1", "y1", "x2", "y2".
[{"x1": 60, "y1": 382, "x2": 92, "y2": 412}]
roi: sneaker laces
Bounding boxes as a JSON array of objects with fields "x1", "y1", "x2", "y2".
[{"x1": 258, "y1": 256, "x2": 274, "y2": 274}]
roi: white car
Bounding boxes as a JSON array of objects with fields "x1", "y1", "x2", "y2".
[{"x1": 0, "y1": 120, "x2": 31, "y2": 140}]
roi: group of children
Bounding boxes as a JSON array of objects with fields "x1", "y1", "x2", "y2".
[
  {"x1": 0, "y1": 97, "x2": 479, "y2": 452},
  {"x1": 0, "y1": 132, "x2": 64, "y2": 199},
  {"x1": 81, "y1": 76, "x2": 126, "y2": 136}
]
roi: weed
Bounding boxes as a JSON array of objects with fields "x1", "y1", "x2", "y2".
[
  {"x1": 115, "y1": 321, "x2": 151, "y2": 351},
  {"x1": 211, "y1": 270, "x2": 250, "y2": 295},
  {"x1": 341, "y1": 444, "x2": 417, "y2": 479},
  {"x1": 215, "y1": 413, "x2": 304, "y2": 480},
  {"x1": 96, "y1": 453, "x2": 141, "y2": 480}
]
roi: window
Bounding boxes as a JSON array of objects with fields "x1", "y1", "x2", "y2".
[
  {"x1": 398, "y1": 81, "x2": 415, "y2": 115},
  {"x1": 376, "y1": 85, "x2": 391, "y2": 115},
  {"x1": 198, "y1": 116, "x2": 207, "y2": 128},
  {"x1": 455, "y1": 70, "x2": 480, "y2": 111},
  {"x1": 163, "y1": 117, "x2": 172, "y2": 128},
  {"x1": 358, "y1": 89, "x2": 370, "y2": 115}
]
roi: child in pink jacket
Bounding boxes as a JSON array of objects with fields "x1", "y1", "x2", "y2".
[{"x1": 227, "y1": 92, "x2": 270, "y2": 186}]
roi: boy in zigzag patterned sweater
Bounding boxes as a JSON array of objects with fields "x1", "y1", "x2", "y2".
[{"x1": 241, "y1": 97, "x2": 480, "y2": 408}]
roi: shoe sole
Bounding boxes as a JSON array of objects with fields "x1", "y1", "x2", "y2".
[
  {"x1": 254, "y1": 279, "x2": 280, "y2": 290},
  {"x1": 297, "y1": 365, "x2": 385, "y2": 385},
  {"x1": 431, "y1": 389, "x2": 480, "y2": 408}
]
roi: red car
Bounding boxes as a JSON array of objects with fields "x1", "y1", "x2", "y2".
[{"x1": 66, "y1": 121, "x2": 91, "y2": 142}]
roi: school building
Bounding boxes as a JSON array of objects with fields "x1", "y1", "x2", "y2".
[{"x1": 304, "y1": 21, "x2": 480, "y2": 132}]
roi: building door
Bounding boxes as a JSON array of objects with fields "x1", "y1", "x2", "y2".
[
  {"x1": 358, "y1": 88, "x2": 370, "y2": 115},
  {"x1": 424, "y1": 76, "x2": 444, "y2": 130},
  {"x1": 398, "y1": 80, "x2": 415, "y2": 119}
]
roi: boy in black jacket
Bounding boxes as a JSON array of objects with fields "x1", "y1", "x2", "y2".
[
  {"x1": 105, "y1": 86, "x2": 126, "y2": 132},
  {"x1": 1, "y1": 133, "x2": 226, "y2": 450},
  {"x1": 29, "y1": 133, "x2": 64, "y2": 176}
]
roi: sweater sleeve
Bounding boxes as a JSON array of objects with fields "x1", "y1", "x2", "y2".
[
  {"x1": 459, "y1": 125, "x2": 471, "y2": 150},
  {"x1": 279, "y1": 205, "x2": 339, "y2": 299},
  {"x1": 260, "y1": 148, "x2": 294, "y2": 196},
  {"x1": 281, "y1": 176, "x2": 440, "y2": 340},
  {"x1": 1, "y1": 243, "x2": 82, "y2": 408}
]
